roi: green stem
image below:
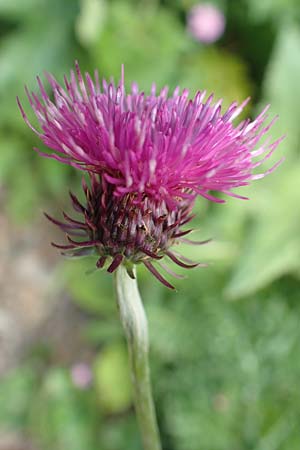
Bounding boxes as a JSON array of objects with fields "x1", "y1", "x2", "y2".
[{"x1": 115, "y1": 265, "x2": 162, "y2": 450}]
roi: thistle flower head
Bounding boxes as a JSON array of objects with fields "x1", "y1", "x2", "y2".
[{"x1": 18, "y1": 63, "x2": 283, "y2": 288}]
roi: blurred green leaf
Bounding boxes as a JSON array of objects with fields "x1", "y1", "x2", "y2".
[
  {"x1": 152, "y1": 286, "x2": 300, "y2": 450},
  {"x1": 29, "y1": 368, "x2": 98, "y2": 450},
  {"x1": 225, "y1": 23, "x2": 300, "y2": 299},
  {"x1": 179, "y1": 47, "x2": 252, "y2": 112},
  {"x1": 36, "y1": 157, "x2": 73, "y2": 197},
  {"x1": 260, "y1": 22, "x2": 300, "y2": 158},
  {"x1": 62, "y1": 259, "x2": 116, "y2": 315},
  {"x1": 92, "y1": 1, "x2": 187, "y2": 89},
  {"x1": 100, "y1": 416, "x2": 140, "y2": 450},
  {"x1": 6, "y1": 160, "x2": 40, "y2": 221},
  {"x1": 94, "y1": 343, "x2": 132, "y2": 414},
  {"x1": 180, "y1": 0, "x2": 226, "y2": 11},
  {"x1": 226, "y1": 166, "x2": 300, "y2": 299},
  {"x1": 248, "y1": 0, "x2": 300, "y2": 22},
  {"x1": 0, "y1": 0, "x2": 79, "y2": 125},
  {"x1": 75, "y1": 0, "x2": 107, "y2": 47},
  {"x1": 0, "y1": 0, "x2": 40, "y2": 19},
  {"x1": 84, "y1": 319, "x2": 122, "y2": 345},
  {"x1": 0, "y1": 135, "x2": 22, "y2": 181},
  {"x1": 0, "y1": 366, "x2": 37, "y2": 429}
]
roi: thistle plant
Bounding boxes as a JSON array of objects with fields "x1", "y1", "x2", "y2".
[{"x1": 18, "y1": 62, "x2": 283, "y2": 450}]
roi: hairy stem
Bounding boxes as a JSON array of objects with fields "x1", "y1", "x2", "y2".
[{"x1": 115, "y1": 265, "x2": 162, "y2": 450}]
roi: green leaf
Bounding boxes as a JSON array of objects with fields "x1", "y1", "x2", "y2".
[
  {"x1": 6, "y1": 160, "x2": 40, "y2": 222},
  {"x1": 0, "y1": 0, "x2": 79, "y2": 126},
  {"x1": 154, "y1": 287, "x2": 300, "y2": 450},
  {"x1": 62, "y1": 259, "x2": 116, "y2": 315},
  {"x1": 92, "y1": 1, "x2": 187, "y2": 89},
  {"x1": 94, "y1": 343, "x2": 132, "y2": 414},
  {"x1": 36, "y1": 157, "x2": 73, "y2": 197},
  {"x1": 260, "y1": 22, "x2": 300, "y2": 159},
  {"x1": 248, "y1": 0, "x2": 300, "y2": 22},
  {"x1": 84, "y1": 319, "x2": 122, "y2": 345},
  {"x1": 75, "y1": 0, "x2": 107, "y2": 47},
  {"x1": 225, "y1": 23, "x2": 300, "y2": 299},
  {"x1": 0, "y1": 0, "x2": 41, "y2": 19},
  {"x1": 0, "y1": 366, "x2": 37, "y2": 429},
  {"x1": 226, "y1": 166, "x2": 300, "y2": 299},
  {"x1": 0, "y1": 135, "x2": 23, "y2": 182},
  {"x1": 179, "y1": 47, "x2": 253, "y2": 113},
  {"x1": 29, "y1": 368, "x2": 98, "y2": 450}
]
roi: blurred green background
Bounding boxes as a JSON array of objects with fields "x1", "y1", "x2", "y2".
[{"x1": 0, "y1": 0, "x2": 299, "y2": 449}]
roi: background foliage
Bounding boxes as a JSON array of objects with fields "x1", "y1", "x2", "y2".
[{"x1": 0, "y1": 0, "x2": 299, "y2": 449}]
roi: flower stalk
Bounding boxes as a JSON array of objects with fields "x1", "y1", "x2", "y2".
[{"x1": 115, "y1": 265, "x2": 162, "y2": 450}]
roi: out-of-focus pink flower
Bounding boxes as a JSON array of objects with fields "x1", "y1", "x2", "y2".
[
  {"x1": 187, "y1": 3, "x2": 226, "y2": 43},
  {"x1": 71, "y1": 362, "x2": 92, "y2": 389}
]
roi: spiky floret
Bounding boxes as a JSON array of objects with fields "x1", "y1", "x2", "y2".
[{"x1": 18, "y1": 62, "x2": 283, "y2": 288}]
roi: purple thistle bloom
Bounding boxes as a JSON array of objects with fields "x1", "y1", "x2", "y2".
[{"x1": 18, "y1": 62, "x2": 283, "y2": 288}]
